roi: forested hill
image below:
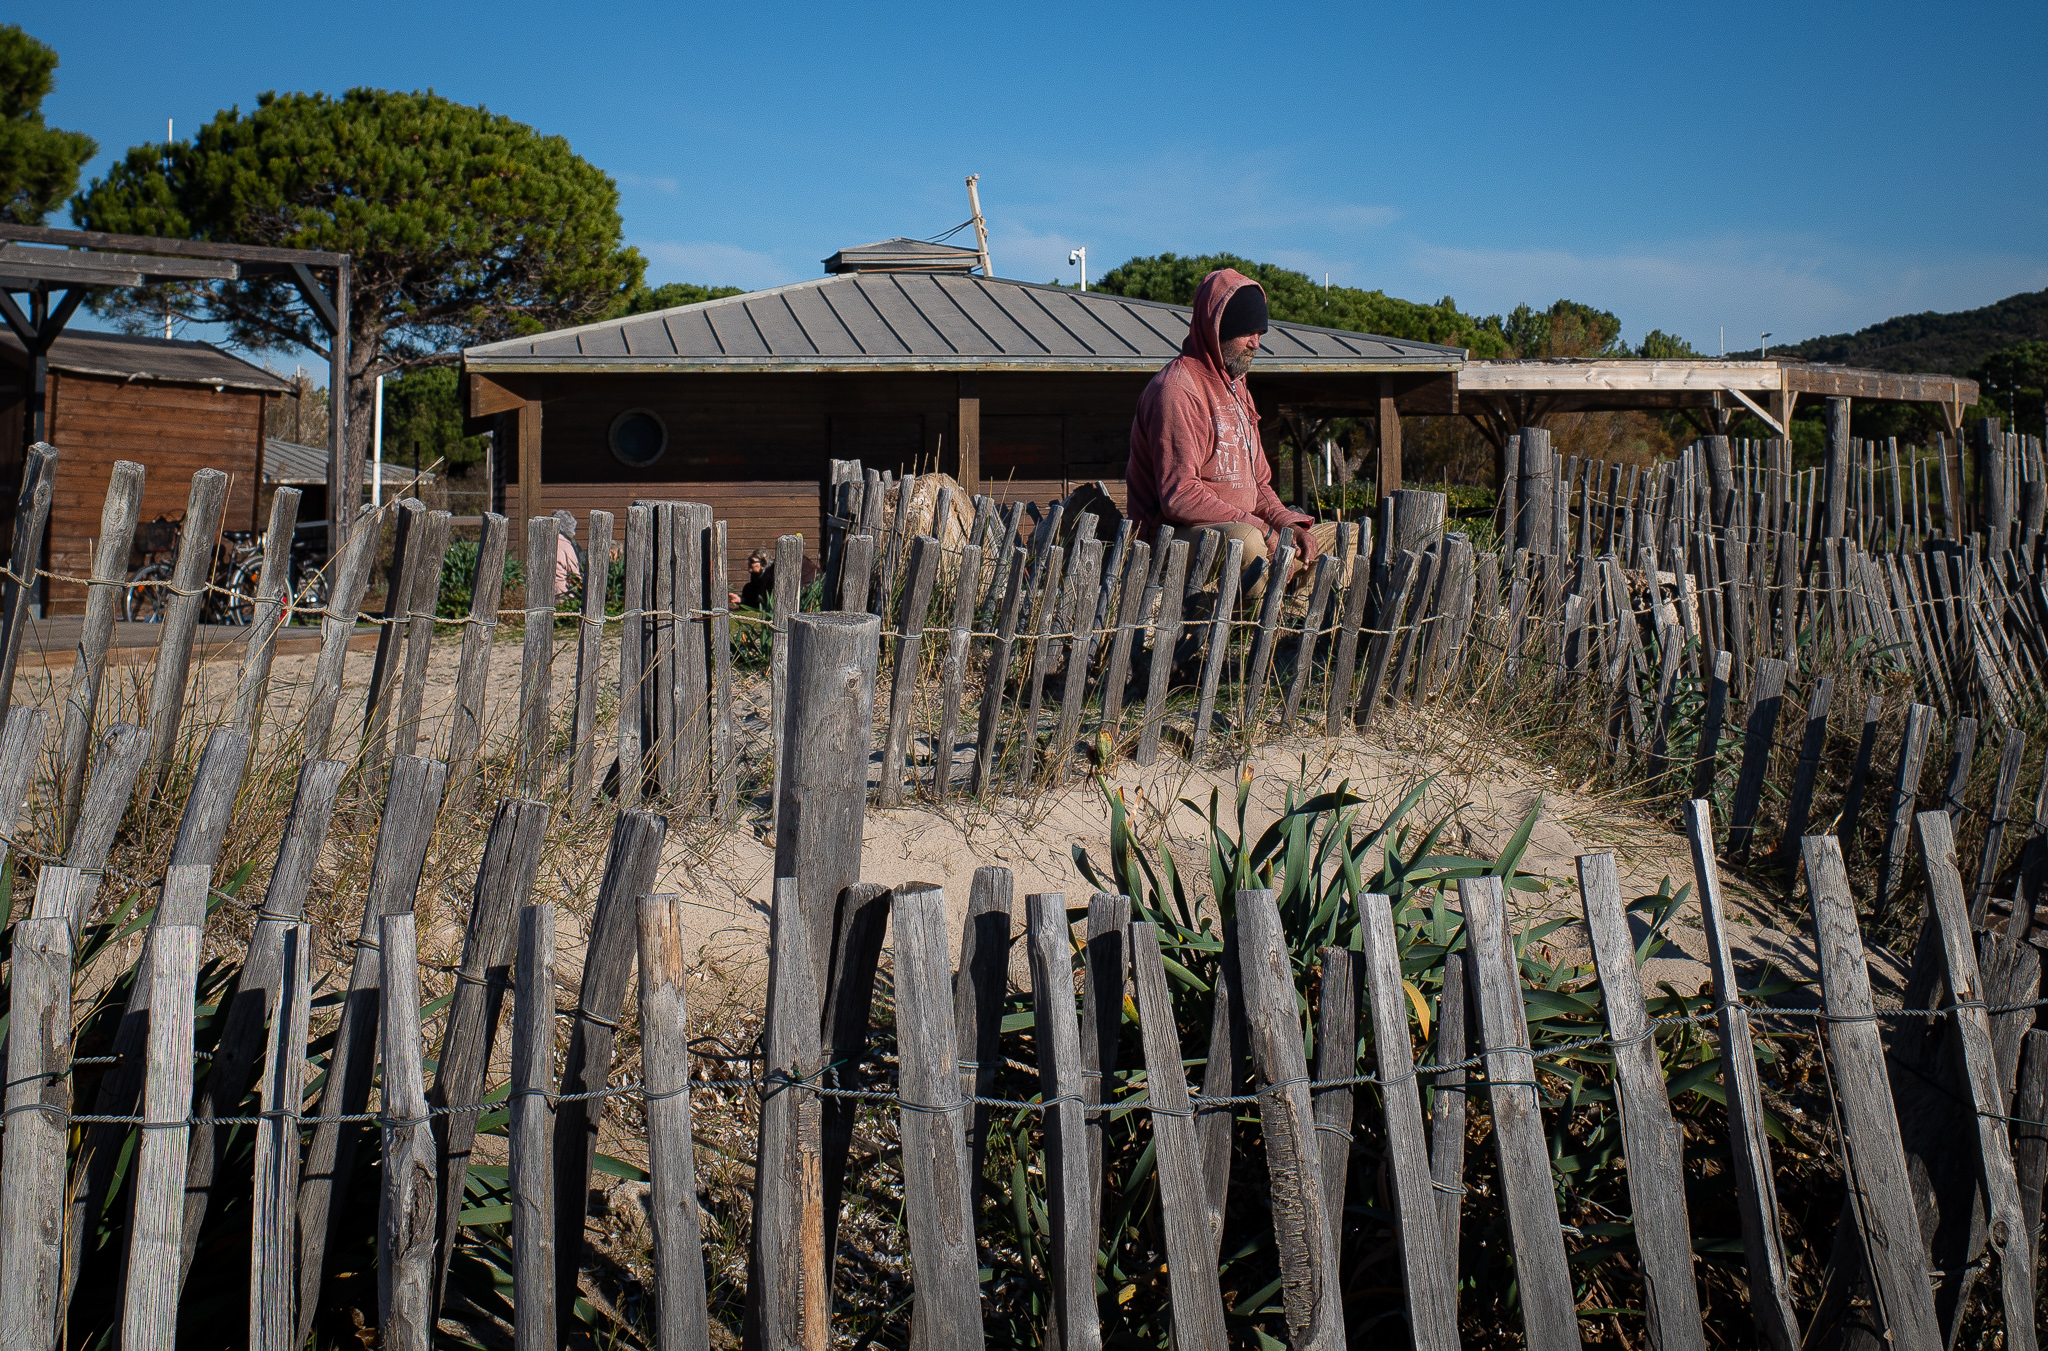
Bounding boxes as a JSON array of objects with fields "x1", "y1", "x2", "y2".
[{"x1": 1782, "y1": 288, "x2": 2048, "y2": 375}]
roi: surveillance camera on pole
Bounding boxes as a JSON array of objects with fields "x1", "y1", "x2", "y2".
[{"x1": 1068, "y1": 247, "x2": 1087, "y2": 292}]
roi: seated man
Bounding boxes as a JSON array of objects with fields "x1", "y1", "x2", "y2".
[{"x1": 1125, "y1": 268, "x2": 1326, "y2": 595}]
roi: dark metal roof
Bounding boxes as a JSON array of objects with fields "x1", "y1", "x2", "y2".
[
  {"x1": 266, "y1": 438, "x2": 437, "y2": 487},
  {"x1": 465, "y1": 273, "x2": 1465, "y2": 375},
  {"x1": 823, "y1": 237, "x2": 983, "y2": 274},
  {"x1": 0, "y1": 327, "x2": 292, "y2": 393}
]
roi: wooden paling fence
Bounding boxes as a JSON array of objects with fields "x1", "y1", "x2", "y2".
[
  {"x1": 0, "y1": 597, "x2": 2046, "y2": 1346},
  {"x1": 0, "y1": 420, "x2": 2043, "y2": 1345}
]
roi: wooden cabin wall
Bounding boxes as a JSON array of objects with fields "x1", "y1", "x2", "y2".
[
  {"x1": 505, "y1": 368, "x2": 1151, "y2": 573},
  {"x1": 45, "y1": 372, "x2": 264, "y2": 615}
]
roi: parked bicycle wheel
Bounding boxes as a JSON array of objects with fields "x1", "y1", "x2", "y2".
[
  {"x1": 288, "y1": 561, "x2": 330, "y2": 623},
  {"x1": 218, "y1": 561, "x2": 259, "y2": 625},
  {"x1": 124, "y1": 563, "x2": 172, "y2": 623}
]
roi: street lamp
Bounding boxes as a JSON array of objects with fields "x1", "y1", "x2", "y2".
[{"x1": 1069, "y1": 247, "x2": 1087, "y2": 292}]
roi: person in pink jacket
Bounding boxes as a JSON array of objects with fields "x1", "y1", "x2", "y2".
[{"x1": 1126, "y1": 268, "x2": 1319, "y2": 596}]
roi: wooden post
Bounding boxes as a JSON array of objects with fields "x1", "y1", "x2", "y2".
[
  {"x1": 181, "y1": 759, "x2": 350, "y2": 1279},
  {"x1": 378, "y1": 912, "x2": 437, "y2": 1351},
  {"x1": 710, "y1": 519, "x2": 734, "y2": 814},
  {"x1": 296, "y1": 756, "x2": 447, "y2": 1347},
  {"x1": 1692, "y1": 650, "x2": 1732, "y2": 801},
  {"x1": 770, "y1": 532, "x2": 803, "y2": 810},
  {"x1": 0, "y1": 914, "x2": 71, "y2": 1351},
  {"x1": 144, "y1": 466, "x2": 230, "y2": 773},
  {"x1": 1235, "y1": 890, "x2": 1343, "y2": 1351},
  {"x1": 1080, "y1": 893, "x2": 1131, "y2": 1240},
  {"x1": 772, "y1": 611, "x2": 880, "y2": 978},
  {"x1": 1281, "y1": 553, "x2": 1336, "y2": 732},
  {"x1": 0, "y1": 441, "x2": 56, "y2": 722},
  {"x1": 249, "y1": 922, "x2": 309, "y2": 1351},
  {"x1": 519, "y1": 514, "x2": 558, "y2": 797},
  {"x1": 361, "y1": 498, "x2": 425, "y2": 780},
  {"x1": 120, "y1": 868, "x2": 205, "y2": 1350},
  {"x1": 616, "y1": 505, "x2": 649, "y2": 800},
  {"x1": 638, "y1": 895, "x2": 713, "y2": 1351},
  {"x1": 1129, "y1": 923, "x2": 1229, "y2": 1351},
  {"x1": 1973, "y1": 732, "x2": 2028, "y2": 923},
  {"x1": 511, "y1": 903, "x2": 558, "y2": 1351},
  {"x1": 1187, "y1": 536, "x2": 1245, "y2": 749},
  {"x1": 390, "y1": 509, "x2": 454, "y2": 763},
  {"x1": 1310, "y1": 945, "x2": 1357, "y2": 1256},
  {"x1": 1025, "y1": 893, "x2": 1102, "y2": 1351},
  {"x1": 881, "y1": 535, "x2": 941, "y2": 807},
  {"x1": 1241, "y1": 543, "x2": 1294, "y2": 731},
  {"x1": 513, "y1": 398, "x2": 543, "y2": 527},
  {"x1": 1577, "y1": 852, "x2": 1708, "y2": 1350},
  {"x1": 957, "y1": 376, "x2": 980, "y2": 493},
  {"x1": 1462, "y1": 874, "x2": 1579, "y2": 1351},
  {"x1": 1913, "y1": 810, "x2": 2038, "y2": 1349},
  {"x1": 1051, "y1": 540, "x2": 1106, "y2": 783},
  {"x1": 1324, "y1": 548, "x2": 1374, "y2": 735},
  {"x1": 57, "y1": 458, "x2": 143, "y2": 840},
  {"x1": 1134, "y1": 540, "x2": 1190, "y2": 766},
  {"x1": 954, "y1": 867, "x2": 1013, "y2": 1197},
  {"x1": 932, "y1": 541, "x2": 982, "y2": 796},
  {"x1": 552, "y1": 810, "x2": 669, "y2": 1340},
  {"x1": 1377, "y1": 375, "x2": 1402, "y2": 499},
  {"x1": 231, "y1": 483, "x2": 303, "y2": 736},
  {"x1": 1836, "y1": 694, "x2": 1885, "y2": 861},
  {"x1": 745, "y1": 877, "x2": 829, "y2": 1351},
  {"x1": 302, "y1": 508, "x2": 386, "y2": 761},
  {"x1": 1801, "y1": 834, "x2": 1943, "y2": 1348},
  {"x1": 1429, "y1": 951, "x2": 1469, "y2": 1262},
  {"x1": 1356, "y1": 895, "x2": 1459, "y2": 1351},
  {"x1": 444, "y1": 511, "x2": 508, "y2": 801},
  {"x1": 1013, "y1": 544, "x2": 1067, "y2": 790},
  {"x1": 892, "y1": 882, "x2": 984, "y2": 1350},
  {"x1": 1775, "y1": 676, "x2": 1833, "y2": 858},
  {"x1": 63, "y1": 730, "x2": 247, "y2": 1307},
  {"x1": 572, "y1": 509, "x2": 614, "y2": 815},
  {"x1": 679, "y1": 503, "x2": 712, "y2": 799},
  {"x1": 428, "y1": 797, "x2": 552, "y2": 1311},
  {"x1": 1821, "y1": 397, "x2": 1851, "y2": 543},
  {"x1": 971, "y1": 548, "x2": 1029, "y2": 795},
  {"x1": 818, "y1": 883, "x2": 892, "y2": 1281},
  {"x1": 1877, "y1": 704, "x2": 1936, "y2": 918},
  {"x1": 1685, "y1": 803, "x2": 1800, "y2": 1351},
  {"x1": 1355, "y1": 549, "x2": 1419, "y2": 731},
  {"x1": 1198, "y1": 919, "x2": 1249, "y2": 1258}
]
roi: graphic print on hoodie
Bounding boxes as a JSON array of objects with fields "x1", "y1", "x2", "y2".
[{"x1": 1125, "y1": 267, "x2": 1307, "y2": 545}]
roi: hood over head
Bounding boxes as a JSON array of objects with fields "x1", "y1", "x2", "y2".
[{"x1": 1182, "y1": 268, "x2": 1265, "y2": 384}]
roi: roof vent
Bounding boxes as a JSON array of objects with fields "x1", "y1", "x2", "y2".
[{"x1": 822, "y1": 237, "x2": 983, "y2": 275}]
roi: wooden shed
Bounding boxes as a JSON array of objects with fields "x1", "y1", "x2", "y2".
[
  {"x1": 461, "y1": 251, "x2": 1463, "y2": 571},
  {"x1": 0, "y1": 328, "x2": 289, "y2": 614}
]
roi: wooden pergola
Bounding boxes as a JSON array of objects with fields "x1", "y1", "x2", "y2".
[
  {"x1": 1455, "y1": 357, "x2": 1979, "y2": 447},
  {"x1": 0, "y1": 225, "x2": 354, "y2": 553}
]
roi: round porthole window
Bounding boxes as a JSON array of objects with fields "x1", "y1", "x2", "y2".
[{"x1": 609, "y1": 408, "x2": 668, "y2": 468}]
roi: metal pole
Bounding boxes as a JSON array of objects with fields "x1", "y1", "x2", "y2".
[{"x1": 372, "y1": 374, "x2": 384, "y2": 509}]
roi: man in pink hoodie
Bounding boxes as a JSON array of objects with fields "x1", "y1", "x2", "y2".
[{"x1": 1127, "y1": 268, "x2": 1319, "y2": 593}]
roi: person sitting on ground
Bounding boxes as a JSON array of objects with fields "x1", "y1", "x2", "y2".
[
  {"x1": 1125, "y1": 267, "x2": 1331, "y2": 595},
  {"x1": 732, "y1": 545, "x2": 820, "y2": 609}
]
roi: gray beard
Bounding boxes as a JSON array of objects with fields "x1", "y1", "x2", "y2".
[{"x1": 1223, "y1": 350, "x2": 1255, "y2": 379}]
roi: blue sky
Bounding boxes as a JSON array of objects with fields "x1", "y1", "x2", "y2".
[{"x1": 29, "y1": 0, "x2": 2048, "y2": 366}]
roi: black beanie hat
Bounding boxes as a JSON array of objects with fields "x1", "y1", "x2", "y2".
[{"x1": 1218, "y1": 284, "x2": 1269, "y2": 341}]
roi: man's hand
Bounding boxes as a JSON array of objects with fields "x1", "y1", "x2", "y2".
[{"x1": 1288, "y1": 522, "x2": 1319, "y2": 565}]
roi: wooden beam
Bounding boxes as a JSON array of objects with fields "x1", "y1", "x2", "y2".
[
  {"x1": 0, "y1": 222, "x2": 348, "y2": 268},
  {"x1": 466, "y1": 372, "x2": 528, "y2": 418},
  {"x1": 1377, "y1": 374, "x2": 1402, "y2": 499},
  {"x1": 0, "y1": 242, "x2": 235, "y2": 281},
  {"x1": 513, "y1": 401, "x2": 543, "y2": 527},
  {"x1": 1727, "y1": 385, "x2": 1785, "y2": 436},
  {"x1": 956, "y1": 374, "x2": 980, "y2": 494}
]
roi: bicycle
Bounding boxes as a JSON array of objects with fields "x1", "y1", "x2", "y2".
[{"x1": 123, "y1": 522, "x2": 266, "y2": 625}]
